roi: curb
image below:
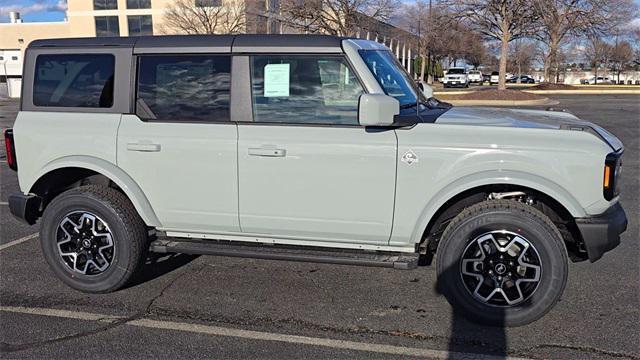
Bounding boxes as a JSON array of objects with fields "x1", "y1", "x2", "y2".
[
  {"x1": 433, "y1": 91, "x2": 474, "y2": 95},
  {"x1": 524, "y1": 89, "x2": 640, "y2": 95},
  {"x1": 445, "y1": 98, "x2": 560, "y2": 106},
  {"x1": 435, "y1": 89, "x2": 640, "y2": 95}
]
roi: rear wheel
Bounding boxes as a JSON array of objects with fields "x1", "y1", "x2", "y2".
[
  {"x1": 40, "y1": 185, "x2": 147, "y2": 293},
  {"x1": 436, "y1": 200, "x2": 568, "y2": 326}
]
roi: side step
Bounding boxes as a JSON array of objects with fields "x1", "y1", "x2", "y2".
[{"x1": 150, "y1": 239, "x2": 419, "y2": 270}]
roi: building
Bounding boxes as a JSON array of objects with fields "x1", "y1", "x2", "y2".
[
  {"x1": 1, "y1": 0, "x2": 419, "y2": 97},
  {"x1": 0, "y1": 0, "x2": 303, "y2": 66}
]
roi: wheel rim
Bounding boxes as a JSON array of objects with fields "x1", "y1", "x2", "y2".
[
  {"x1": 56, "y1": 211, "x2": 115, "y2": 276},
  {"x1": 459, "y1": 230, "x2": 542, "y2": 307}
]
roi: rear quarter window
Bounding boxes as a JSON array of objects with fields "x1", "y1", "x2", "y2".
[{"x1": 33, "y1": 54, "x2": 115, "y2": 108}]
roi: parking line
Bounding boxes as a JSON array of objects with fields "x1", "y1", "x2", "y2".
[
  {"x1": 0, "y1": 305, "x2": 529, "y2": 360},
  {"x1": 0, "y1": 233, "x2": 38, "y2": 251},
  {"x1": 0, "y1": 202, "x2": 7, "y2": 205}
]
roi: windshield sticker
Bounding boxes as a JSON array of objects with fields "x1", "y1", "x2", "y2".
[{"x1": 264, "y1": 63, "x2": 290, "y2": 97}]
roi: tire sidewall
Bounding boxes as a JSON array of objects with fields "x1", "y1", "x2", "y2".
[
  {"x1": 437, "y1": 209, "x2": 568, "y2": 326},
  {"x1": 40, "y1": 192, "x2": 135, "y2": 293}
]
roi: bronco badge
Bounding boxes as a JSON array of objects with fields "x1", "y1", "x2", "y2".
[{"x1": 401, "y1": 150, "x2": 418, "y2": 165}]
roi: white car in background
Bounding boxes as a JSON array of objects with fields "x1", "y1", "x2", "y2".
[
  {"x1": 489, "y1": 71, "x2": 500, "y2": 85},
  {"x1": 582, "y1": 76, "x2": 614, "y2": 85},
  {"x1": 467, "y1": 70, "x2": 483, "y2": 84},
  {"x1": 442, "y1": 68, "x2": 469, "y2": 88}
]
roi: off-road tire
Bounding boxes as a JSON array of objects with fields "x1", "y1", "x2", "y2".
[
  {"x1": 436, "y1": 199, "x2": 568, "y2": 327},
  {"x1": 40, "y1": 185, "x2": 147, "y2": 293}
]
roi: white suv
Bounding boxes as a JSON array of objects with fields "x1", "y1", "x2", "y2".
[
  {"x1": 5, "y1": 35, "x2": 627, "y2": 327},
  {"x1": 467, "y1": 70, "x2": 483, "y2": 84},
  {"x1": 442, "y1": 67, "x2": 469, "y2": 88}
]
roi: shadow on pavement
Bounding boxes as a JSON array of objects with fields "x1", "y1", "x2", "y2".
[
  {"x1": 125, "y1": 252, "x2": 199, "y2": 289},
  {"x1": 436, "y1": 262, "x2": 507, "y2": 359}
]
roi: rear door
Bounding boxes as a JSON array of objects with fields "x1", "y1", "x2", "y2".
[
  {"x1": 117, "y1": 54, "x2": 239, "y2": 233},
  {"x1": 236, "y1": 54, "x2": 397, "y2": 244}
]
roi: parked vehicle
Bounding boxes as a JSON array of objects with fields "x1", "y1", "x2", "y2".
[
  {"x1": 581, "y1": 76, "x2": 614, "y2": 85},
  {"x1": 6, "y1": 35, "x2": 627, "y2": 327},
  {"x1": 507, "y1": 75, "x2": 535, "y2": 84},
  {"x1": 442, "y1": 67, "x2": 469, "y2": 88},
  {"x1": 482, "y1": 73, "x2": 491, "y2": 83},
  {"x1": 490, "y1": 71, "x2": 500, "y2": 85},
  {"x1": 467, "y1": 70, "x2": 483, "y2": 84}
]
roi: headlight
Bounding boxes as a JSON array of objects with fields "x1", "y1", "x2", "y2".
[{"x1": 603, "y1": 151, "x2": 623, "y2": 200}]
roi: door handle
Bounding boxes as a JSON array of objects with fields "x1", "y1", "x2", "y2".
[
  {"x1": 248, "y1": 147, "x2": 286, "y2": 157},
  {"x1": 127, "y1": 142, "x2": 161, "y2": 152}
]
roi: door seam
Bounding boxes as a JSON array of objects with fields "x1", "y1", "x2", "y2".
[
  {"x1": 236, "y1": 123, "x2": 243, "y2": 232},
  {"x1": 388, "y1": 129, "x2": 399, "y2": 246}
]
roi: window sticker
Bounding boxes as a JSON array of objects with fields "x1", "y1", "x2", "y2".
[{"x1": 264, "y1": 63, "x2": 290, "y2": 97}]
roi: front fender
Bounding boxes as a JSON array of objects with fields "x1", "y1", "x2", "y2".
[
  {"x1": 390, "y1": 170, "x2": 586, "y2": 247},
  {"x1": 26, "y1": 155, "x2": 161, "y2": 227}
]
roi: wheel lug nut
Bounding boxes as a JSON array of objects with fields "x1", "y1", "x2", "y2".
[{"x1": 498, "y1": 276, "x2": 502, "y2": 281}]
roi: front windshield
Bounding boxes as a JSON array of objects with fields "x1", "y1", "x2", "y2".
[
  {"x1": 447, "y1": 68, "x2": 466, "y2": 74},
  {"x1": 358, "y1": 50, "x2": 418, "y2": 107}
]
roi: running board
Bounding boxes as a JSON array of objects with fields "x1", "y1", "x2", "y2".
[{"x1": 150, "y1": 239, "x2": 419, "y2": 270}]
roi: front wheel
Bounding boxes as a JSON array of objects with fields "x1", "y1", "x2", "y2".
[
  {"x1": 436, "y1": 200, "x2": 568, "y2": 326},
  {"x1": 40, "y1": 185, "x2": 148, "y2": 293}
]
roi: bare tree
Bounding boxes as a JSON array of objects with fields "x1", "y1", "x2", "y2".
[
  {"x1": 508, "y1": 40, "x2": 536, "y2": 78},
  {"x1": 531, "y1": 0, "x2": 638, "y2": 83},
  {"x1": 402, "y1": 3, "x2": 486, "y2": 82},
  {"x1": 584, "y1": 37, "x2": 612, "y2": 83},
  {"x1": 161, "y1": 0, "x2": 246, "y2": 35},
  {"x1": 463, "y1": 31, "x2": 488, "y2": 69},
  {"x1": 610, "y1": 39, "x2": 634, "y2": 83},
  {"x1": 634, "y1": 29, "x2": 640, "y2": 65},
  {"x1": 448, "y1": 0, "x2": 540, "y2": 90},
  {"x1": 281, "y1": 0, "x2": 398, "y2": 36},
  {"x1": 400, "y1": 0, "x2": 432, "y2": 81}
]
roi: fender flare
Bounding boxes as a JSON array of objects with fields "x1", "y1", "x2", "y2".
[
  {"x1": 27, "y1": 155, "x2": 161, "y2": 227},
  {"x1": 408, "y1": 170, "x2": 586, "y2": 244}
]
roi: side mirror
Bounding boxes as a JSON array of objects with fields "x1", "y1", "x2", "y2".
[
  {"x1": 358, "y1": 94, "x2": 399, "y2": 127},
  {"x1": 418, "y1": 81, "x2": 433, "y2": 99}
]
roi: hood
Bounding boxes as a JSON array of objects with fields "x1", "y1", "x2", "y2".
[{"x1": 435, "y1": 107, "x2": 623, "y2": 151}]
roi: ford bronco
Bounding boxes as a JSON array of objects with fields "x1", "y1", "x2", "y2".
[{"x1": 5, "y1": 35, "x2": 627, "y2": 326}]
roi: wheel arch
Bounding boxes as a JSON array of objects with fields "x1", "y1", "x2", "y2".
[
  {"x1": 412, "y1": 171, "x2": 587, "y2": 262},
  {"x1": 26, "y1": 156, "x2": 161, "y2": 227}
]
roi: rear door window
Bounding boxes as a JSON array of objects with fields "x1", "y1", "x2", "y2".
[
  {"x1": 136, "y1": 55, "x2": 231, "y2": 122},
  {"x1": 33, "y1": 54, "x2": 115, "y2": 108}
]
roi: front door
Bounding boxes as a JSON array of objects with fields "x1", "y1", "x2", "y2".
[{"x1": 237, "y1": 54, "x2": 397, "y2": 244}]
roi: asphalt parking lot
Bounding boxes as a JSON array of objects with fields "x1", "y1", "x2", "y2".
[{"x1": 1, "y1": 94, "x2": 638, "y2": 359}]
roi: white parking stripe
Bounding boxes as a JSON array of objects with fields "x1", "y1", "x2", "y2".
[
  {"x1": 0, "y1": 305, "x2": 529, "y2": 360},
  {"x1": 0, "y1": 202, "x2": 8, "y2": 205},
  {"x1": 0, "y1": 233, "x2": 38, "y2": 251},
  {"x1": 0, "y1": 306, "x2": 123, "y2": 322}
]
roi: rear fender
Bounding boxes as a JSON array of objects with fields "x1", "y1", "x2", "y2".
[{"x1": 26, "y1": 155, "x2": 161, "y2": 227}]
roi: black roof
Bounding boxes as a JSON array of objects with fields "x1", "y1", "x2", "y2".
[{"x1": 28, "y1": 34, "x2": 349, "y2": 53}]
